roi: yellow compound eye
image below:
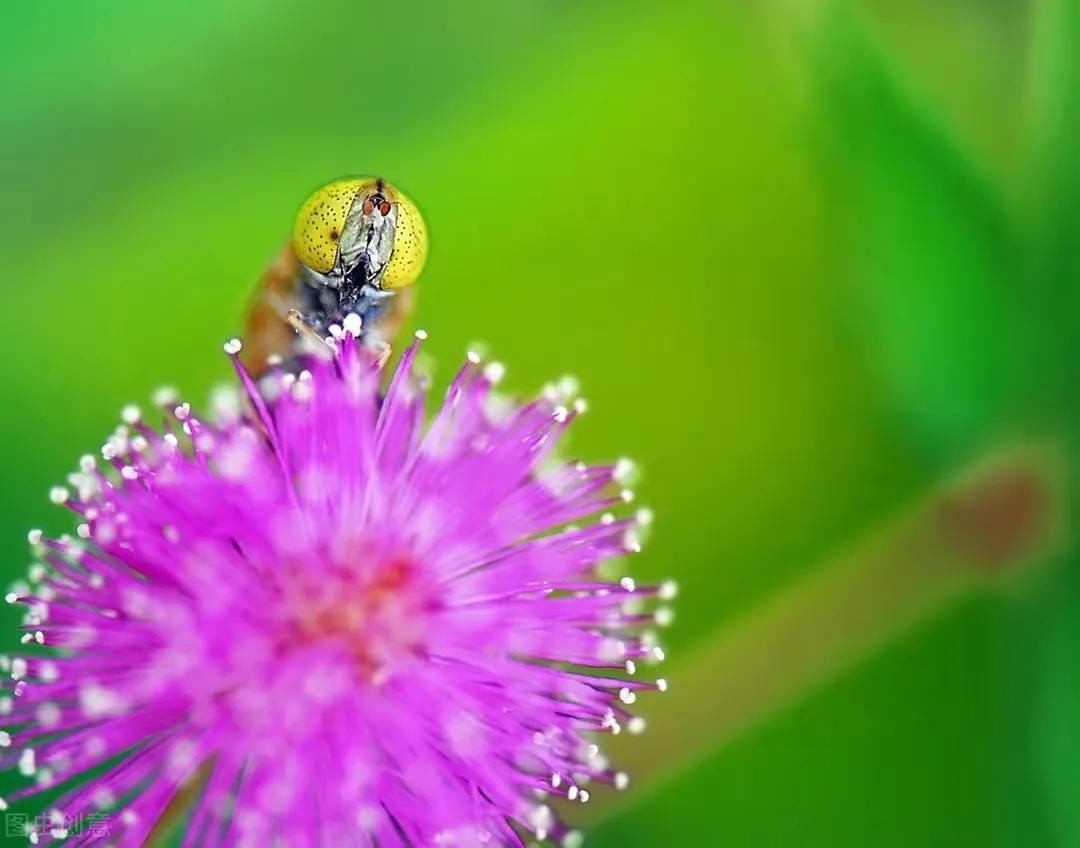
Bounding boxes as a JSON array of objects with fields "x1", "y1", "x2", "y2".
[
  {"x1": 381, "y1": 189, "x2": 429, "y2": 291},
  {"x1": 292, "y1": 177, "x2": 377, "y2": 273},
  {"x1": 291, "y1": 177, "x2": 429, "y2": 289}
]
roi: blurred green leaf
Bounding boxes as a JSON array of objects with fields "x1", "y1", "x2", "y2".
[
  {"x1": 813, "y1": 2, "x2": 1032, "y2": 456},
  {"x1": 1020, "y1": 3, "x2": 1080, "y2": 844}
]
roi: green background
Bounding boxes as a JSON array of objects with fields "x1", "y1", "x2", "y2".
[{"x1": 1, "y1": 0, "x2": 1079, "y2": 844}]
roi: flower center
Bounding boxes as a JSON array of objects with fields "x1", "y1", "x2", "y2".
[{"x1": 276, "y1": 552, "x2": 431, "y2": 684}]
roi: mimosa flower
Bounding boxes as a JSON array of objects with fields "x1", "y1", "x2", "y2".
[{"x1": 4, "y1": 326, "x2": 670, "y2": 846}]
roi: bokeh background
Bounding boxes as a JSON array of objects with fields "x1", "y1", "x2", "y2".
[{"x1": 2, "y1": 1, "x2": 1079, "y2": 844}]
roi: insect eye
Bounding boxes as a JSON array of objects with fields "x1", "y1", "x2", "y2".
[
  {"x1": 379, "y1": 200, "x2": 392, "y2": 216},
  {"x1": 362, "y1": 198, "x2": 375, "y2": 215}
]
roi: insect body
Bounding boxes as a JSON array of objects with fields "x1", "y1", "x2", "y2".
[{"x1": 244, "y1": 177, "x2": 429, "y2": 367}]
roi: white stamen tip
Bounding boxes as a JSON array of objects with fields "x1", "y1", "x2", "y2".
[
  {"x1": 343, "y1": 313, "x2": 363, "y2": 337},
  {"x1": 613, "y1": 458, "x2": 637, "y2": 484},
  {"x1": 614, "y1": 771, "x2": 630, "y2": 790},
  {"x1": 27, "y1": 530, "x2": 43, "y2": 546},
  {"x1": 659, "y1": 580, "x2": 678, "y2": 600},
  {"x1": 656, "y1": 678, "x2": 668, "y2": 692},
  {"x1": 48, "y1": 487, "x2": 69, "y2": 505},
  {"x1": 414, "y1": 329, "x2": 429, "y2": 340},
  {"x1": 223, "y1": 338, "x2": 243, "y2": 355},
  {"x1": 76, "y1": 524, "x2": 91, "y2": 540},
  {"x1": 655, "y1": 607, "x2": 674, "y2": 627},
  {"x1": 152, "y1": 386, "x2": 178, "y2": 407},
  {"x1": 618, "y1": 687, "x2": 637, "y2": 705},
  {"x1": 484, "y1": 362, "x2": 506, "y2": 384}
]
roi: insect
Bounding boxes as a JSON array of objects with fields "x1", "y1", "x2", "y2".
[{"x1": 243, "y1": 177, "x2": 429, "y2": 368}]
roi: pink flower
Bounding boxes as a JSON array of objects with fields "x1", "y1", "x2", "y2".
[{"x1": 5, "y1": 328, "x2": 670, "y2": 846}]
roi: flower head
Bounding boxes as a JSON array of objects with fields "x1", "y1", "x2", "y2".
[{"x1": 5, "y1": 329, "x2": 670, "y2": 846}]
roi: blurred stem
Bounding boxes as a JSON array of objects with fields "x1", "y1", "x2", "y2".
[
  {"x1": 569, "y1": 444, "x2": 1064, "y2": 825},
  {"x1": 145, "y1": 760, "x2": 213, "y2": 847}
]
